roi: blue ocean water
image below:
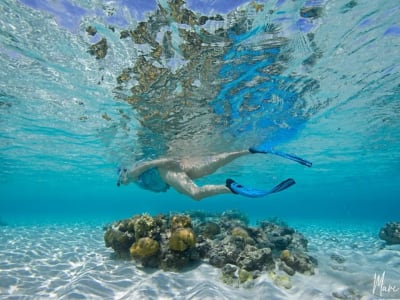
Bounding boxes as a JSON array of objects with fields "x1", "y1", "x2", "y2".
[
  {"x1": 1, "y1": 0, "x2": 399, "y2": 224},
  {"x1": 0, "y1": 0, "x2": 400, "y2": 298}
]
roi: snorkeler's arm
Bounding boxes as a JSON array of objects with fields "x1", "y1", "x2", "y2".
[{"x1": 125, "y1": 158, "x2": 178, "y2": 182}]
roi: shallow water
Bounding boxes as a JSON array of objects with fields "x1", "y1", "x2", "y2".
[
  {"x1": 1, "y1": 221, "x2": 399, "y2": 299},
  {"x1": 1, "y1": 0, "x2": 400, "y2": 299}
]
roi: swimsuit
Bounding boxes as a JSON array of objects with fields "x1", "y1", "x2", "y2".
[{"x1": 137, "y1": 167, "x2": 170, "y2": 193}]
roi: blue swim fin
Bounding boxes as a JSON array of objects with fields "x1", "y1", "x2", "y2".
[
  {"x1": 249, "y1": 147, "x2": 312, "y2": 167},
  {"x1": 226, "y1": 178, "x2": 296, "y2": 198}
]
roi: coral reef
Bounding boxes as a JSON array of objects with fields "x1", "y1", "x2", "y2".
[
  {"x1": 221, "y1": 264, "x2": 253, "y2": 288},
  {"x1": 104, "y1": 210, "x2": 317, "y2": 287},
  {"x1": 133, "y1": 214, "x2": 157, "y2": 240},
  {"x1": 379, "y1": 222, "x2": 400, "y2": 245},
  {"x1": 279, "y1": 249, "x2": 316, "y2": 275},
  {"x1": 170, "y1": 215, "x2": 192, "y2": 231},
  {"x1": 130, "y1": 237, "x2": 160, "y2": 258},
  {"x1": 104, "y1": 224, "x2": 134, "y2": 259},
  {"x1": 169, "y1": 228, "x2": 196, "y2": 251},
  {"x1": 197, "y1": 221, "x2": 220, "y2": 239},
  {"x1": 269, "y1": 271, "x2": 292, "y2": 289}
]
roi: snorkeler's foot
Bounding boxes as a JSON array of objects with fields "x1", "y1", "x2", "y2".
[
  {"x1": 249, "y1": 147, "x2": 312, "y2": 167},
  {"x1": 226, "y1": 179, "x2": 239, "y2": 194},
  {"x1": 226, "y1": 178, "x2": 296, "y2": 198}
]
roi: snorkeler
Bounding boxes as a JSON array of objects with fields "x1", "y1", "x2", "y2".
[{"x1": 117, "y1": 147, "x2": 312, "y2": 201}]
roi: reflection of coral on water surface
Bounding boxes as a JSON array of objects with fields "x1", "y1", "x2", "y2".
[{"x1": 86, "y1": 0, "x2": 324, "y2": 158}]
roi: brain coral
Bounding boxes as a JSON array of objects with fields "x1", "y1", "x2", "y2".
[
  {"x1": 169, "y1": 228, "x2": 196, "y2": 251},
  {"x1": 130, "y1": 237, "x2": 160, "y2": 258}
]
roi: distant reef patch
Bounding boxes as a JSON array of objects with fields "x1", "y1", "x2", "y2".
[{"x1": 379, "y1": 222, "x2": 400, "y2": 245}]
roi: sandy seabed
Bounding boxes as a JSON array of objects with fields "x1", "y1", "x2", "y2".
[{"x1": 0, "y1": 220, "x2": 399, "y2": 300}]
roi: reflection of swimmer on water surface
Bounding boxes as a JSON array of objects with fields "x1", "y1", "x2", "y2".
[{"x1": 117, "y1": 147, "x2": 312, "y2": 201}]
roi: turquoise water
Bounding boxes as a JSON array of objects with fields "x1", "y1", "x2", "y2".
[
  {"x1": 1, "y1": 0, "x2": 399, "y2": 225},
  {"x1": 1, "y1": 1, "x2": 400, "y2": 298}
]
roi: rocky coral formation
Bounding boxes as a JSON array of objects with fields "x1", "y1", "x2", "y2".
[
  {"x1": 169, "y1": 228, "x2": 196, "y2": 251},
  {"x1": 104, "y1": 210, "x2": 317, "y2": 286},
  {"x1": 130, "y1": 237, "x2": 160, "y2": 258},
  {"x1": 279, "y1": 249, "x2": 316, "y2": 276},
  {"x1": 379, "y1": 222, "x2": 400, "y2": 245}
]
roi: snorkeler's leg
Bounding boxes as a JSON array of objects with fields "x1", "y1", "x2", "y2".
[
  {"x1": 159, "y1": 169, "x2": 231, "y2": 201},
  {"x1": 181, "y1": 150, "x2": 250, "y2": 179},
  {"x1": 249, "y1": 147, "x2": 312, "y2": 167}
]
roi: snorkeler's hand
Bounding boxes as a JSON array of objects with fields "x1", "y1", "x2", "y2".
[{"x1": 117, "y1": 168, "x2": 128, "y2": 186}]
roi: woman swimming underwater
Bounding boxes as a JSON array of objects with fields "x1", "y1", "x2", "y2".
[{"x1": 117, "y1": 147, "x2": 312, "y2": 201}]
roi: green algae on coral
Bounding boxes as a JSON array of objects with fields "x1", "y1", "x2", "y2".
[
  {"x1": 231, "y1": 226, "x2": 250, "y2": 239},
  {"x1": 169, "y1": 228, "x2": 196, "y2": 251},
  {"x1": 133, "y1": 214, "x2": 155, "y2": 240},
  {"x1": 104, "y1": 226, "x2": 134, "y2": 258},
  {"x1": 171, "y1": 215, "x2": 192, "y2": 231},
  {"x1": 200, "y1": 221, "x2": 221, "y2": 239},
  {"x1": 239, "y1": 268, "x2": 253, "y2": 283},
  {"x1": 130, "y1": 237, "x2": 160, "y2": 258}
]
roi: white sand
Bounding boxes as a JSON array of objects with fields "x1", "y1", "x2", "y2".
[{"x1": 0, "y1": 220, "x2": 399, "y2": 299}]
